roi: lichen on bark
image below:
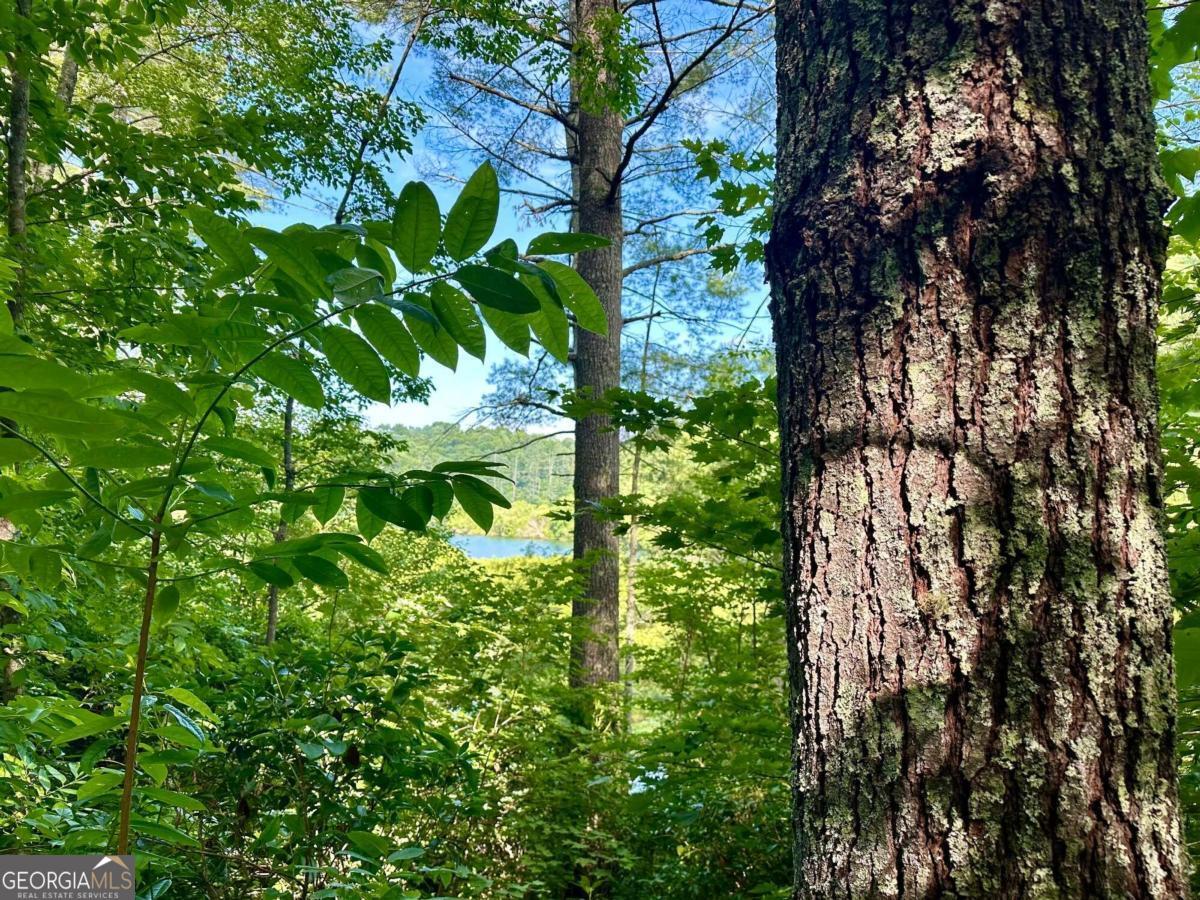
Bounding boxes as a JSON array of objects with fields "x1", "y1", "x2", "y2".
[{"x1": 769, "y1": 1, "x2": 1188, "y2": 896}]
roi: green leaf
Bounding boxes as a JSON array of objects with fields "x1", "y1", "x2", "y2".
[
  {"x1": 539, "y1": 260, "x2": 607, "y2": 334},
  {"x1": 71, "y1": 441, "x2": 175, "y2": 469},
  {"x1": 431, "y1": 282, "x2": 486, "y2": 360},
  {"x1": 358, "y1": 237, "x2": 397, "y2": 288},
  {"x1": 312, "y1": 485, "x2": 346, "y2": 526},
  {"x1": 163, "y1": 704, "x2": 206, "y2": 745},
  {"x1": 129, "y1": 818, "x2": 201, "y2": 848},
  {"x1": 139, "y1": 786, "x2": 207, "y2": 813},
  {"x1": 355, "y1": 494, "x2": 386, "y2": 541},
  {"x1": 402, "y1": 293, "x2": 458, "y2": 370},
  {"x1": 187, "y1": 207, "x2": 259, "y2": 279},
  {"x1": 320, "y1": 325, "x2": 391, "y2": 403},
  {"x1": 347, "y1": 830, "x2": 391, "y2": 859},
  {"x1": 52, "y1": 713, "x2": 123, "y2": 746},
  {"x1": 77, "y1": 769, "x2": 124, "y2": 803},
  {"x1": 164, "y1": 687, "x2": 215, "y2": 721},
  {"x1": 428, "y1": 480, "x2": 454, "y2": 519},
  {"x1": 358, "y1": 486, "x2": 425, "y2": 530},
  {"x1": 293, "y1": 555, "x2": 349, "y2": 589},
  {"x1": 327, "y1": 266, "x2": 384, "y2": 299},
  {"x1": 335, "y1": 541, "x2": 388, "y2": 574},
  {"x1": 0, "y1": 356, "x2": 90, "y2": 393},
  {"x1": 203, "y1": 436, "x2": 278, "y2": 471},
  {"x1": 247, "y1": 560, "x2": 295, "y2": 588},
  {"x1": 523, "y1": 274, "x2": 570, "y2": 363},
  {"x1": 354, "y1": 306, "x2": 420, "y2": 377},
  {"x1": 391, "y1": 181, "x2": 441, "y2": 272},
  {"x1": 0, "y1": 392, "x2": 133, "y2": 436},
  {"x1": 247, "y1": 228, "x2": 329, "y2": 298},
  {"x1": 0, "y1": 440, "x2": 38, "y2": 466},
  {"x1": 87, "y1": 370, "x2": 196, "y2": 417},
  {"x1": 451, "y1": 477, "x2": 504, "y2": 533},
  {"x1": 255, "y1": 352, "x2": 325, "y2": 409},
  {"x1": 0, "y1": 490, "x2": 74, "y2": 514},
  {"x1": 454, "y1": 265, "x2": 540, "y2": 314},
  {"x1": 29, "y1": 547, "x2": 61, "y2": 585},
  {"x1": 526, "y1": 232, "x2": 610, "y2": 255},
  {"x1": 387, "y1": 847, "x2": 425, "y2": 863},
  {"x1": 442, "y1": 162, "x2": 500, "y2": 260},
  {"x1": 117, "y1": 323, "x2": 195, "y2": 346},
  {"x1": 479, "y1": 305, "x2": 531, "y2": 356},
  {"x1": 154, "y1": 584, "x2": 181, "y2": 624},
  {"x1": 401, "y1": 485, "x2": 435, "y2": 527},
  {"x1": 454, "y1": 473, "x2": 512, "y2": 509}
]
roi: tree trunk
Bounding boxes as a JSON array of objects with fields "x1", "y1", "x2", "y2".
[
  {"x1": 769, "y1": 1, "x2": 1187, "y2": 896},
  {"x1": 6, "y1": 0, "x2": 32, "y2": 326},
  {"x1": 567, "y1": 0, "x2": 625, "y2": 702},
  {"x1": 265, "y1": 397, "x2": 295, "y2": 645},
  {"x1": 623, "y1": 286, "x2": 655, "y2": 729}
]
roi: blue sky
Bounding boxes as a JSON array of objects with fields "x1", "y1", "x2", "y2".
[{"x1": 248, "y1": 31, "x2": 771, "y2": 430}]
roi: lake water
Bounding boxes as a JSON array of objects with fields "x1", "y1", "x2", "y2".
[{"x1": 450, "y1": 534, "x2": 571, "y2": 559}]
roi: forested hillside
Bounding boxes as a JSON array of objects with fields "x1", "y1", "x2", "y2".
[
  {"x1": 1, "y1": 0, "x2": 1199, "y2": 898},
  {"x1": 387, "y1": 422, "x2": 574, "y2": 539},
  {"x1": 388, "y1": 424, "x2": 572, "y2": 508}
]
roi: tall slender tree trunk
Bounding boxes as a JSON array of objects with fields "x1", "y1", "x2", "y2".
[
  {"x1": 567, "y1": 0, "x2": 625, "y2": 702},
  {"x1": 623, "y1": 286, "x2": 656, "y2": 729},
  {"x1": 6, "y1": 0, "x2": 32, "y2": 326},
  {"x1": 769, "y1": 1, "x2": 1187, "y2": 896},
  {"x1": 265, "y1": 397, "x2": 295, "y2": 645}
]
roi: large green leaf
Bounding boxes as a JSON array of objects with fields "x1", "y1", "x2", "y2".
[
  {"x1": 539, "y1": 260, "x2": 607, "y2": 334},
  {"x1": 327, "y1": 266, "x2": 384, "y2": 299},
  {"x1": 292, "y1": 555, "x2": 349, "y2": 589},
  {"x1": 454, "y1": 264, "x2": 540, "y2": 314},
  {"x1": 479, "y1": 304, "x2": 531, "y2": 356},
  {"x1": 526, "y1": 232, "x2": 610, "y2": 255},
  {"x1": 52, "y1": 712, "x2": 124, "y2": 746},
  {"x1": 358, "y1": 486, "x2": 425, "y2": 530},
  {"x1": 77, "y1": 769, "x2": 124, "y2": 803},
  {"x1": 255, "y1": 352, "x2": 326, "y2": 409},
  {"x1": 312, "y1": 484, "x2": 346, "y2": 526},
  {"x1": 354, "y1": 306, "x2": 420, "y2": 376},
  {"x1": 335, "y1": 540, "x2": 389, "y2": 574},
  {"x1": 402, "y1": 293, "x2": 458, "y2": 370},
  {"x1": 247, "y1": 560, "x2": 295, "y2": 588},
  {"x1": 391, "y1": 181, "x2": 441, "y2": 273},
  {"x1": 452, "y1": 477, "x2": 496, "y2": 533},
  {"x1": 355, "y1": 494, "x2": 386, "y2": 541},
  {"x1": 0, "y1": 392, "x2": 134, "y2": 436},
  {"x1": 187, "y1": 207, "x2": 259, "y2": 280},
  {"x1": 320, "y1": 326, "x2": 391, "y2": 403},
  {"x1": 0, "y1": 356, "x2": 90, "y2": 394},
  {"x1": 0, "y1": 440, "x2": 39, "y2": 466},
  {"x1": 431, "y1": 282, "x2": 486, "y2": 360},
  {"x1": 247, "y1": 228, "x2": 330, "y2": 298},
  {"x1": 87, "y1": 370, "x2": 196, "y2": 417},
  {"x1": 203, "y1": 436, "x2": 278, "y2": 470},
  {"x1": 442, "y1": 162, "x2": 499, "y2": 260},
  {"x1": 523, "y1": 273, "x2": 570, "y2": 363},
  {"x1": 154, "y1": 584, "x2": 180, "y2": 624}
]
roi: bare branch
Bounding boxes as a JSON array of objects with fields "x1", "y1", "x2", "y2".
[
  {"x1": 622, "y1": 244, "x2": 730, "y2": 277},
  {"x1": 448, "y1": 73, "x2": 574, "y2": 129},
  {"x1": 625, "y1": 208, "x2": 719, "y2": 235}
]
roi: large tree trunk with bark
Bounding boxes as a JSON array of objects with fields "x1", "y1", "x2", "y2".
[
  {"x1": 769, "y1": 1, "x2": 1188, "y2": 896},
  {"x1": 567, "y1": 0, "x2": 625, "y2": 703}
]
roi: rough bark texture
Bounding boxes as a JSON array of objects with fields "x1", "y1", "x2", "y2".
[
  {"x1": 568, "y1": 0, "x2": 625, "y2": 696},
  {"x1": 768, "y1": 1, "x2": 1187, "y2": 896}
]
